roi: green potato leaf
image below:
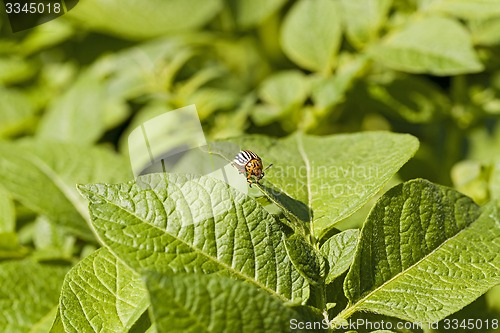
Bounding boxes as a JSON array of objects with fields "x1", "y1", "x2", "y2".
[
  {"x1": 341, "y1": 179, "x2": 500, "y2": 323},
  {"x1": 78, "y1": 173, "x2": 310, "y2": 303}
]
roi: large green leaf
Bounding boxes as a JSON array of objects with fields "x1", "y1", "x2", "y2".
[
  {"x1": 78, "y1": 173, "x2": 310, "y2": 303},
  {"x1": 281, "y1": 0, "x2": 342, "y2": 73},
  {"x1": 0, "y1": 140, "x2": 131, "y2": 239},
  {"x1": 0, "y1": 260, "x2": 68, "y2": 332},
  {"x1": 370, "y1": 16, "x2": 483, "y2": 75},
  {"x1": 67, "y1": 0, "x2": 222, "y2": 40},
  {"x1": 221, "y1": 132, "x2": 419, "y2": 238},
  {"x1": 340, "y1": 179, "x2": 500, "y2": 323},
  {"x1": 146, "y1": 272, "x2": 306, "y2": 333},
  {"x1": 58, "y1": 248, "x2": 149, "y2": 333}
]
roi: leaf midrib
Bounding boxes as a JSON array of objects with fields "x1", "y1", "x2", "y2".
[
  {"x1": 84, "y1": 186, "x2": 291, "y2": 303},
  {"x1": 296, "y1": 133, "x2": 314, "y2": 243}
]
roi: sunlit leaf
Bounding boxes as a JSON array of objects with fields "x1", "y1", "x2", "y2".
[
  {"x1": 78, "y1": 174, "x2": 310, "y2": 303},
  {"x1": 342, "y1": 179, "x2": 500, "y2": 323}
]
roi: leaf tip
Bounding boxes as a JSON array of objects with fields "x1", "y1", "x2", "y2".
[{"x1": 75, "y1": 183, "x2": 93, "y2": 200}]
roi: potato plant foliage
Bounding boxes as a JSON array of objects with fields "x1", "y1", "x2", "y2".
[{"x1": 1, "y1": 0, "x2": 500, "y2": 332}]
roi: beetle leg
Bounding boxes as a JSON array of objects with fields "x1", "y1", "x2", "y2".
[{"x1": 246, "y1": 170, "x2": 252, "y2": 184}]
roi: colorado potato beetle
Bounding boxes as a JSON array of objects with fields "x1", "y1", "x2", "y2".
[{"x1": 232, "y1": 150, "x2": 272, "y2": 186}]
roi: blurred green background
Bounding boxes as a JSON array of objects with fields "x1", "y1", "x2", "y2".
[
  {"x1": 2, "y1": 0, "x2": 500, "y2": 199},
  {"x1": 1, "y1": 0, "x2": 500, "y2": 331}
]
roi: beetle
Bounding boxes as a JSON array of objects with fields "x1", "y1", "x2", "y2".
[{"x1": 232, "y1": 150, "x2": 272, "y2": 186}]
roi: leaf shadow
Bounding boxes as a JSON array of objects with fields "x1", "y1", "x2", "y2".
[{"x1": 257, "y1": 180, "x2": 312, "y2": 229}]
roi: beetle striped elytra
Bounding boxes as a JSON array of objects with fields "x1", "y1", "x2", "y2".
[{"x1": 232, "y1": 150, "x2": 272, "y2": 186}]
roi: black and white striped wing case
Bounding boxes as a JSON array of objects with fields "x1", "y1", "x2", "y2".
[{"x1": 232, "y1": 150, "x2": 258, "y2": 173}]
